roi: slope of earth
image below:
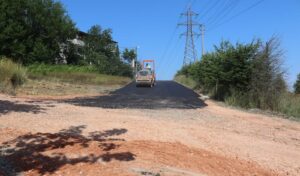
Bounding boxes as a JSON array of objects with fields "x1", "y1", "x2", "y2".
[{"x1": 0, "y1": 82, "x2": 299, "y2": 175}]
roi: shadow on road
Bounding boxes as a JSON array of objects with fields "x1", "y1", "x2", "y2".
[
  {"x1": 0, "y1": 100, "x2": 45, "y2": 116},
  {"x1": 0, "y1": 126, "x2": 134, "y2": 175},
  {"x1": 63, "y1": 81, "x2": 207, "y2": 109}
]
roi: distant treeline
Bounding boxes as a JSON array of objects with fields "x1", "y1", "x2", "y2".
[
  {"x1": 176, "y1": 37, "x2": 300, "y2": 118},
  {"x1": 0, "y1": 0, "x2": 132, "y2": 77}
]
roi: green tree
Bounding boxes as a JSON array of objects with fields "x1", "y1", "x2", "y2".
[
  {"x1": 249, "y1": 37, "x2": 286, "y2": 110},
  {"x1": 85, "y1": 25, "x2": 119, "y2": 59},
  {"x1": 0, "y1": 0, "x2": 76, "y2": 64},
  {"x1": 84, "y1": 25, "x2": 132, "y2": 76},
  {"x1": 186, "y1": 40, "x2": 258, "y2": 99},
  {"x1": 64, "y1": 43, "x2": 84, "y2": 65},
  {"x1": 122, "y1": 48, "x2": 136, "y2": 63},
  {"x1": 294, "y1": 73, "x2": 300, "y2": 94},
  {"x1": 85, "y1": 25, "x2": 114, "y2": 71},
  {"x1": 176, "y1": 37, "x2": 286, "y2": 110}
]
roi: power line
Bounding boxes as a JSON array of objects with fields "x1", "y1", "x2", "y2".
[
  {"x1": 189, "y1": 0, "x2": 197, "y2": 8},
  {"x1": 198, "y1": 0, "x2": 222, "y2": 21},
  {"x1": 159, "y1": 37, "x2": 181, "y2": 74},
  {"x1": 203, "y1": 0, "x2": 229, "y2": 23},
  {"x1": 162, "y1": 36, "x2": 184, "y2": 79},
  {"x1": 161, "y1": 37, "x2": 182, "y2": 77},
  {"x1": 205, "y1": 0, "x2": 240, "y2": 27},
  {"x1": 157, "y1": 27, "x2": 178, "y2": 69},
  {"x1": 185, "y1": 0, "x2": 197, "y2": 10},
  {"x1": 207, "y1": 0, "x2": 265, "y2": 32}
]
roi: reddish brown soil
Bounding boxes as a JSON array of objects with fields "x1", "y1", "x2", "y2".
[
  {"x1": 0, "y1": 94, "x2": 299, "y2": 175},
  {"x1": 0, "y1": 129, "x2": 274, "y2": 176}
]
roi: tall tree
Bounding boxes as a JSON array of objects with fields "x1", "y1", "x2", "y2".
[
  {"x1": 122, "y1": 48, "x2": 136, "y2": 63},
  {"x1": 0, "y1": 0, "x2": 76, "y2": 64},
  {"x1": 84, "y1": 25, "x2": 131, "y2": 76},
  {"x1": 294, "y1": 73, "x2": 300, "y2": 94},
  {"x1": 249, "y1": 37, "x2": 286, "y2": 110}
]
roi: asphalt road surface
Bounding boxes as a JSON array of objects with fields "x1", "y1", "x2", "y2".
[{"x1": 65, "y1": 81, "x2": 206, "y2": 109}]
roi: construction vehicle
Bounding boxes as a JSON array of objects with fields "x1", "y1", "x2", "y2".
[{"x1": 135, "y1": 60, "x2": 156, "y2": 87}]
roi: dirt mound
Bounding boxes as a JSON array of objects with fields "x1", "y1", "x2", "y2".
[
  {"x1": 124, "y1": 141, "x2": 275, "y2": 176},
  {"x1": 0, "y1": 126, "x2": 275, "y2": 176}
]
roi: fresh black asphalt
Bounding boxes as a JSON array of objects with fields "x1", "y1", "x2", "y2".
[{"x1": 64, "y1": 81, "x2": 207, "y2": 109}]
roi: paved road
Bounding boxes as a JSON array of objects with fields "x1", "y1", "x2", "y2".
[{"x1": 65, "y1": 81, "x2": 206, "y2": 109}]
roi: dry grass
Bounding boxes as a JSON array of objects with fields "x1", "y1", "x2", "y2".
[
  {"x1": 174, "y1": 75, "x2": 197, "y2": 89},
  {"x1": 0, "y1": 58, "x2": 27, "y2": 93},
  {"x1": 16, "y1": 79, "x2": 124, "y2": 97},
  {"x1": 175, "y1": 74, "x2": 300, "y2": 119},
  {"x1": 27, "y1": 64, "x2": 131, "y2": 86},
  {"x1": 278, "y1": 93, "x2": 300, "y2": 119},
  {"x1": 28, "y1": 72, "x2": 130, "y2": 86},
  {"x1": 15, "y1": 64, "x2": 131, "y2": 97}
]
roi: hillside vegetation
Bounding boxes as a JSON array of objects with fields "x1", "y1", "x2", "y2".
[
  {"x1": 176, "y1": 37, "x2": 300, "y2": 118},
  {"x1": 0, "y1": 0, "x2": 133, "y2": 95},
  {"x1": 0, "y1": 58, "x2": 130, "y2": 96}
]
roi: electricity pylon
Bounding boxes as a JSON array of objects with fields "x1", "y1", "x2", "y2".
[{"x1": 178, "y1": 7, "x2": 200, "y2": 65}]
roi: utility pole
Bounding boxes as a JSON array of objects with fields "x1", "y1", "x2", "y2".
[
  {"x1": 135, "y1": 46, "x2": 138, "y2": 74},
  {"x1": 131, "y1": 58, "x2": 135, "y2": 79},
  {"x1": 200, "y1": 24, "x2": 205, "y2": 58},
  {"x1": 178, "y1": 7, "x2": 200, "y2": 65}
]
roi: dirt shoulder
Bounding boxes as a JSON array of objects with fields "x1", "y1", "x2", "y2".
[{"x1": 0, "y1": 94, "x2": 299, "y2": 176}]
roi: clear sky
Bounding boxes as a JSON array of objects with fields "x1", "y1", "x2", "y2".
[{"x1": 60, "y1": 0, "x2": 300, "y2": 87}]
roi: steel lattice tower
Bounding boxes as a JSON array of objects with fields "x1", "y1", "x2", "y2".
[{"x1": 178, "y1": 8, "x2": 200, "y2": 65}]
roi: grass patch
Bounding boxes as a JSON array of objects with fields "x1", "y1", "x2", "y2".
[
  {"x1": 0, "y1": 61, "x2": 131, "y2": 96},
  {"x1": 17, "y1": 79, "x2": 124, "y2": 96},
  {"x1": 17, "y1": 64, "x2": 131, "y2": 96},
  {"x1": 224, "y1": 92, "x2": 300, "y2": 119},
  {"x1": 174, "y1": 75, "x2": 197, "y2": 89},
  {"x1": 27, "y1": 64, "x2": 98, "y2": 74},
  {"x1": 278, "y1": 93, "x2": 300, "y2": 119},
  {"x1": 0, "y1": 58, "x2": 27, "y2": 93},
  {"x1": 27, "y1": 64, "x2": 131, "y2": 85},
  {"x1": 175, "y1": 74, "x2": 300, "y2": 119}
]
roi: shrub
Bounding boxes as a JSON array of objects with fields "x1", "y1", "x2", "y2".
[
  {"x1": 0, "y1": 58, "x2": 27, "y2": 91},
  {"x1": 174, "y1": 75, "x2": 197, "y2": 89},
  {"x1": 294, "y1": 73, "x2": 300, "y2": 94},
  {"x1": 176, "y1": 37, "x2": 299, "y2": 117},
  {"x1": 278, "y1": 93, "x2": 300, "y2": 118}
]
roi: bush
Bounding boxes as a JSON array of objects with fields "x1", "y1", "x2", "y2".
[
  {"x1": 0, "y1": 58, "x2": 27, "y2": 91},
  {"x1": 294, "y1": 73, "x2": 300, "y2": 94},
  {"x1": 175, "y1": 37, "x2": 300, "y2": 118},
  {"x1": 278, "y1": 93, "x2": 300, "y2": 118},
  {"x1": 224, "y1": 89, "x2": 251, "y2": 108},
  {"x1": 174, "y1": 75, "x2": 197, "y2": 89}
]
